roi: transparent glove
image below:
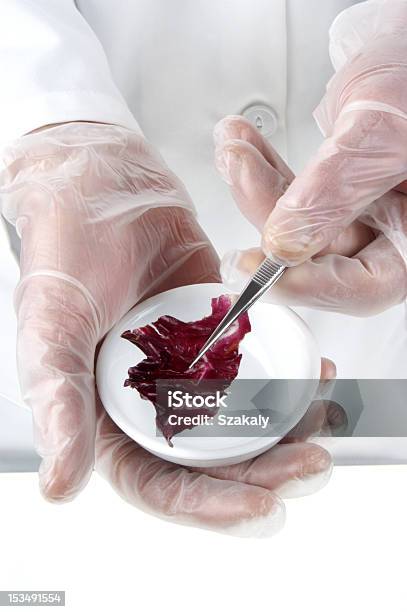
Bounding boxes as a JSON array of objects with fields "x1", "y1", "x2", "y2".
[
  {"x1": 0, "y1": 121, "x2": 217, "y2": 500},
  {"x1": 0, "y1": 122, "x2": 334, "y2": 537},
  {"x1": 215, "y1": 114, "x2": 407, "y2": 315},
  {"x1": 220, "y1": 0, "x2": 407, "y2": 310}
]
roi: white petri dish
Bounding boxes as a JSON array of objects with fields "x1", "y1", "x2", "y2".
[{"x1": 96, "y1": 283, "x2": 320, "y2": 467}]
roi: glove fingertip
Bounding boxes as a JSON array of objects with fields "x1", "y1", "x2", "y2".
[
  {"x1": 39, "y1": 455, "x2": 93, "y2": 503},
  {"x1": 223, "y1": 493, "x2": 286, "y2": 538},
  {"x1": 220, "y1": 249, "x2": 248, "y2": 291},
  {"x1": 276, "y1": 461, "x2": 333, "y2": 499}
]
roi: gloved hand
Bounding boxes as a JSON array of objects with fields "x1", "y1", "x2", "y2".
[
  {"x1": 0, "y1": 121, "x2": 217, "y2": 501},
  {"x1": 0, "y1": 121, "x2": 334, "y2": 537},
  {"x1": 215, "y1": 117, "x2": 406, "y2": 315},
  {"x1": 215, "y1": 0, "x2": 407, "y2": 315}
]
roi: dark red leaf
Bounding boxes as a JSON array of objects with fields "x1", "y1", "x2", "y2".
[{"x1": 122, "y1": 295, "x2": 251, "y2": 446}]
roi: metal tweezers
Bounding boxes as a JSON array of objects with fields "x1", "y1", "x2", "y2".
[{"x1": 188, "y1": 257, "x2": 286, "y2": 369}]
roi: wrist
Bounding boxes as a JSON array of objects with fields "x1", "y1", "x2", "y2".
[{"x1": 0, "y1": 123, "x2": 196, "y2": 227}]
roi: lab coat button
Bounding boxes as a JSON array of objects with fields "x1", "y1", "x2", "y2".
[{"x1": 241, "y1": 104, "x2": 279, "y2": 137}]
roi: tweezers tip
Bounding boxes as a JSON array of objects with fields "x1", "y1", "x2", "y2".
[{"x1": 187, "y1": 356, "x2": 199, "y2": 370}]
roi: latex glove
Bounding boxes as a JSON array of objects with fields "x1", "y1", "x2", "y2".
[
  {"x1": 217, "y1": 0, "x2": 407, "y2": 314},
  {"x1": 95, "y1": 357, "x2": 338, "y2": 537},
  {"x1": 215, "y1": 115, "x2": 407, "y2": 315},
  {"x1": 0, "y1": 122, "x2": 334, "y2": 538},
  {"x1": 0, "y1": 122, "x2": 218, "y2": 501}
]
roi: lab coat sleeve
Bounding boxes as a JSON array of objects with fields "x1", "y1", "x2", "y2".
[{"x1": 0, "y1": 0, "x2": 142, "y2": 148}]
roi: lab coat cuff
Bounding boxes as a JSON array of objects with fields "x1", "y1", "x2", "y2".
[{"x1": 0, "y1": 90, "x2": 144, "y2": 157}]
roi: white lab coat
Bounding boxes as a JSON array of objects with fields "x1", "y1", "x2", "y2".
[{"x1": 0, "y1": 0, "x2": 406, "y2": 470}]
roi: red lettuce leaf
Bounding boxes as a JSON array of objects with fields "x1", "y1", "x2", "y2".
[{"x1": 122, "y1": 294, "x2": 251, "y2": 446}]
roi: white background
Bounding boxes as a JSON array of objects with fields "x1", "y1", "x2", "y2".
[{"x1": 1, "y1": 465, "x2": 407, "y2": 612}]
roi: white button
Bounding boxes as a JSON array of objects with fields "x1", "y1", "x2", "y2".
[{"x1": 241, "y1": 104, "x2": 279, "y2": 138}]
